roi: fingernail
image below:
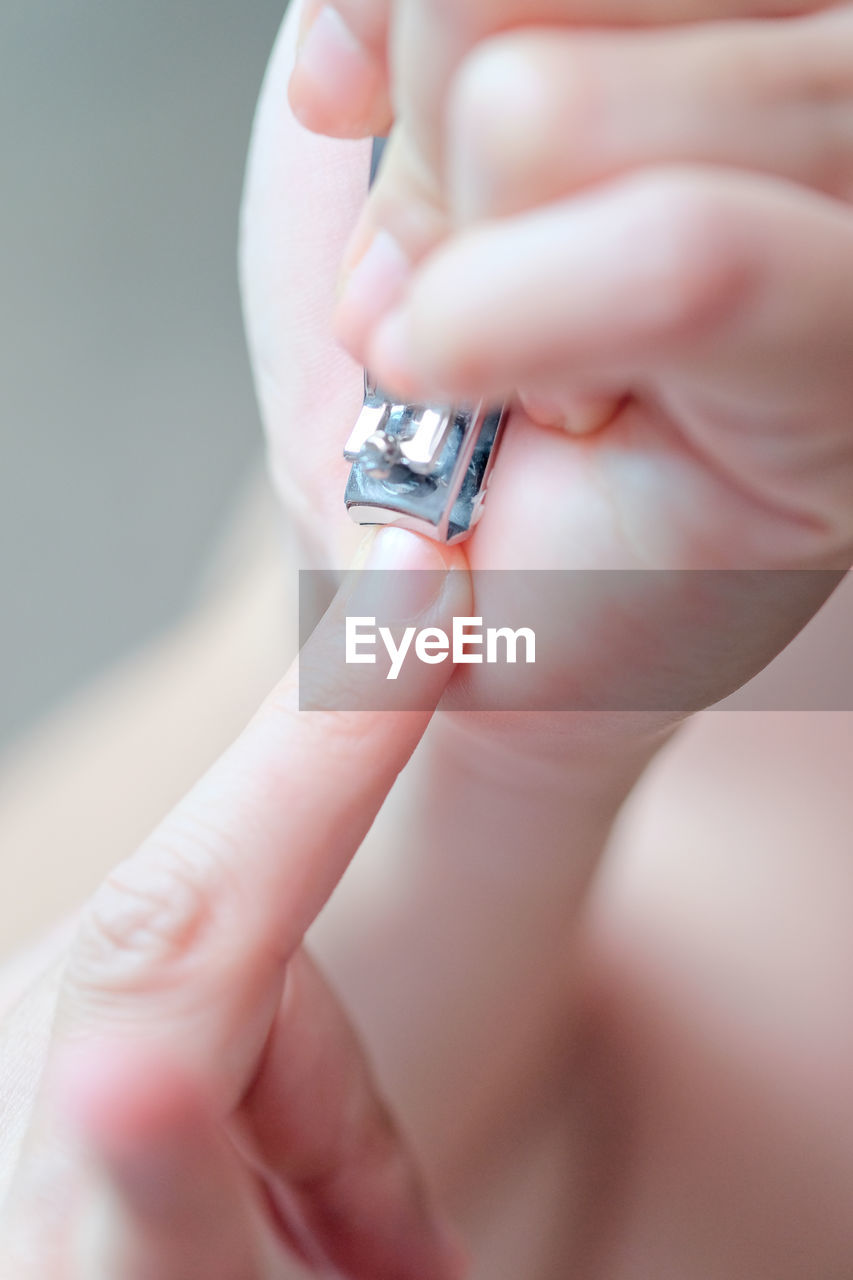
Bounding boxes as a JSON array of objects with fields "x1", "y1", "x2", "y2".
[
  {"x1": 362, "y1": 526, "x2": 445, "y2": 572},
  {"x1": 290, "y1": 6, "x2": 374, "y2": 129},
  {"x1": 563, "y1": 396, "x2": 621, "y2": 436},
  {"x1": 335, "y1": 229, "x2": 411, "y2": 357},
  {"x1": 348, "y1": 526, "x2": 452, "y2": 621},
  {"x1": 367, "y1": 306, "x2": 422, "y2": 401},
  {"x1": 518, "y1": 392, "x2": 567, "y2": 428},
  {"x1": 520, "y1": 392, "x2": 621, "y2": 436},
  {"x1": 296, "y1": 0, "x2": 323, "y2": 52}
]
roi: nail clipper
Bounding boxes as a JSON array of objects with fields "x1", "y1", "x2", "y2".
[{"x1": 343, "y1": 138, "x2": 507, "y2": 544}]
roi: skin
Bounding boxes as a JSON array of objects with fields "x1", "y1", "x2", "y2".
[
  {"x1": 285, "y1": 2, "x2": 853, "y2": 768},
  {"x1": 0, "y1": 536, "x2": 472, "y2": 1279},
  {"x1": 2, "y1": 2, "x2": 853, "y2": 1277},
  {"x1": 288, "y1": 0, "x2": 853, "y2": 1273}
]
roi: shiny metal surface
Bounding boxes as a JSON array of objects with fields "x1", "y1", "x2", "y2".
[{"x1": 342, "y1": 139, "x2": 506, "y2": 544}]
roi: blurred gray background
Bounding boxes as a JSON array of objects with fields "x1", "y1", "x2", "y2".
[{"x1": 0, "y1": 0, "x2": 287, "y2": 750}]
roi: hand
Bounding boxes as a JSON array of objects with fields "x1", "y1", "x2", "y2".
[
  {"x1": 240, "y1": 13, "x2": 853, "y2": 1279},
  {"x1": 287, "y1": 0, "x2": 845, "y2": 344},
  {"x1": 287, "y1": 0, "x2": 823, "y2": 146},
  {"x1": 247, "y1": 3, "x2": 853, "y2": 766},
  {"x1": 0, "y1": 536, "x2": 468, "y2": 1280}
]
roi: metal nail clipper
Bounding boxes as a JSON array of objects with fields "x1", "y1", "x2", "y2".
[{"x1": 343, "y1": 139, "x2": 507, "y2": 544}]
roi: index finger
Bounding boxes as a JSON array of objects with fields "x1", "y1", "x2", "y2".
[{"x1": 57, "y1": 527, "x2": 471, "y2": 1106}]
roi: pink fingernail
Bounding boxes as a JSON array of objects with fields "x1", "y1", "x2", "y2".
[
  {"x1": 563, "y1": 396, "x2": 621, "y2": 436},
  {"x1": 367, "y1": 306, "x2": 423, "y2": 400},
  {"x1": 518, "y1": 392, "x2": 567, "y2": 428},
  {"x1": 335, "y1": 230, "x2": 411, "y2": 359},
  {"x1": 290, "y1": 6, "x2": 373, "y2": 129},
  {"x1": 350, "y1": 527, "x2": 451, "y2": 622}
]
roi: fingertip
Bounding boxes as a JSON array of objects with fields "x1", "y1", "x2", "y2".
[
  {"x1": 368, "y1": 301, "x2": 487, "y2": 405},
  {"x1": 289, "y1": 5, "x2": 389, "y2": 139},
  {"x1": 334, "y1": 228, "x2": 412, "y2": 362},
  {"x1": 518, "y1": 391, "x2": 624, "y2": 436},
  {"x1": 366, "y1": 307, "x2": 425, "y2": 401},
  {"x1": 563, "y1": 394, "x2": 624, "y2": 436},
  {"x1": 517, "y1": 392, "x2": 568, "y2": 429}
]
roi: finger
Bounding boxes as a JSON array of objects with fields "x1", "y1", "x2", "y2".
[
  {"x1": 332, "y1": 1, "x2": 845, "y2": 356},
  {"x1": 369, "y1": 166, "x2": 853, "y2": 400},
  {"x1": 517, "y1": 389, "x2": 625, "y2": 438},
  {"x1": 56, "y1": 948, "x2": 463, "y2": 1280},
  {"x1": 366, "y1": 168, "x2": 853, "y2": 542},
  {"x1": 334, "y1": 123, "x2": 450, "y2": 361},
  {"x1": 446, "y1": 10, "x2": 853, "y2": 222},
  {"x1": 56, "y1": 527, "x2": 471, "y2": 1107},
  {"x1": 289, "y1": 0, "x2": 833, "y2": 145},
  {"x1": 391, "y1": 0, "x2": 836, "y2": 169},
  {"x1": 58, "y1": 1044, "x2": 264, "y2": 1280},
  {"x1": 289, "y1": 0, "x2": 394, "y2": 138},
  {"x1": 335, "y1": 7, "x2": 853, "y2": 358},
  {"x1": 241, "y1": 950, "x2": 464, "y2": 1280}
]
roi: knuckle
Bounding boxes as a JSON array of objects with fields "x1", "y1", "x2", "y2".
[
  {"x1": 625, "y1": 173, "x2": 749, "y2": 343},
  {"x1": 453, "y1": 36, "x2": 597, "y2": 200},
  {"x1": 452, "y1": 44, "x2": 515, "y2": 169},
  {"x1": 69, "y1": 839, "x2": 220, "y2": 991}
]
